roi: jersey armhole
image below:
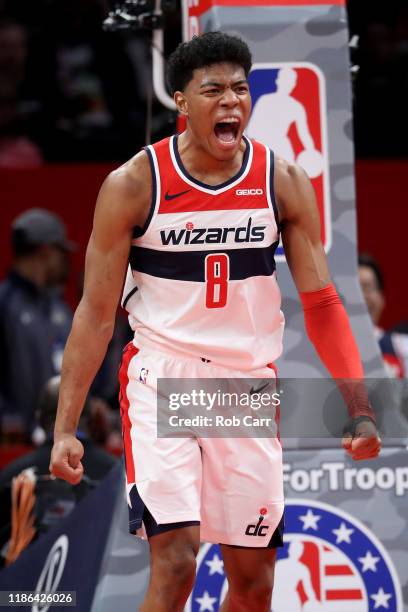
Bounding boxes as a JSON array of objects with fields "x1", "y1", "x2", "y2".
[
  {"x1": 134, "y1": 145, "x2": 160, "y2": 238},
  {"x1": 267, "y1": 148, "x2": 281, "y2": 233}
]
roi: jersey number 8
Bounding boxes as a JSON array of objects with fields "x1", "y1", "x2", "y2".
[{"x1": 205, "y1": 253, "x2": 229, "y2": 309}]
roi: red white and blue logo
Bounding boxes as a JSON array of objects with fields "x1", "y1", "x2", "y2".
[
  {"x1": 187, "y1": 499, "x2": 402, "y2": 611},
  {"x1": 246, "y1": 63, "x2": 331, "y2": 259}
]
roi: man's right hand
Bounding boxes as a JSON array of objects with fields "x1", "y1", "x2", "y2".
[{"x1": 50, "y1": 434, "x2": 84, "y2": 485}]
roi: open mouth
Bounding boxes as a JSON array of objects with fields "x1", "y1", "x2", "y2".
[{"x1": 214, "y1": 118, "x2": 240, "y2": 144}]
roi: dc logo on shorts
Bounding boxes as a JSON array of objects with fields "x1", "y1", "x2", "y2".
[
  {"x1": 246, "y1": 63, "x2": 331, "y2": 260},
  {"x1": 186, "y1": 499, "x2": 402, "y2": 612}
]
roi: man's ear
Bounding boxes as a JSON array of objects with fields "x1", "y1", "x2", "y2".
[{"x1": 174, "y1": 91, "x2": 188, "y2": 116}]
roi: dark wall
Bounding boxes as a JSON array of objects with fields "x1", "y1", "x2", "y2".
[{"x1": 356, "y1": 160, "x2": 407, "y2": 329}]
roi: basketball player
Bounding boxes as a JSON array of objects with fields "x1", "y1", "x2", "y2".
[{"x1": 50, "y1": 32, "x2": 381, "y2": 612}]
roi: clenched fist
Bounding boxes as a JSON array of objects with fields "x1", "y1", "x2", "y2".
[
  {"x1": 342, "y1": 418, "x2": 381, "y2": 461},
  {"x1": 50, "y1": 434, "x2": 84, "y2": 485}
]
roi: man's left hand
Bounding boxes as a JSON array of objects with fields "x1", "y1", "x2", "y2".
[{"x1": 342, "y1": 419, "x2": 381, "y2": 461}]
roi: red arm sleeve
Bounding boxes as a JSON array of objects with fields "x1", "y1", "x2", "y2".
[{"x1": 300, "y1": 284, "x2": 375, "y2": 422}]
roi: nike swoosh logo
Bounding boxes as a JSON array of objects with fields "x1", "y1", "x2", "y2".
[
  {"x1": 164, "y1": 189, "x2": 191, "y2": 201},
  {"x1": 250, "y1": 382, "x2": 270, "y2": 395}
]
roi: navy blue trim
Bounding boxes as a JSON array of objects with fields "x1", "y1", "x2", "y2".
[
  {"x1": 137, "y1": 146, "x2": 157, "y2": 237},
  {"x1": 127, "y1": 484, "x2": 200, "y2": 536},
  {"x1": 132, "y1": 226, "x2": 144, "y2": 239},
  {"x1": 173, "y1": 135, "x2": 251, "y2": 191},
  {"x1": 130, "y1": 243, "x2": 279, "y2": 282},
  {"x1": 122, "y1": 286, "x2": 138, "y2": 309},
  {"x1": 128, "y1": 484, "x2": 145, "y2": 533},
  {"x1": 267, "y1": 512, "x2": 284, "y2": 548},
  {"x1": 379, "y1": 332, "x2": 397, "y2": 356},
  {"x1": 143, "y1": 504, "x2": 200, "y2": 538},
  {"x1": 269, "y1": 149, "x2": 281, "y2": 231}
]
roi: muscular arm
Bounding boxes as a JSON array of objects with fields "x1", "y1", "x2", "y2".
[
  {"x1": 51, "y1": 152, "x2": 151, "y2": 483},
  {"x1": 276, "y1": 159, "x2": 329, "y2": 292},
  {"x1": 275, "y1": 160, "x2": 381, "y2": 459}
]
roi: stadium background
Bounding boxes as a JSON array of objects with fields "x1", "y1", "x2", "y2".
[
  {"x1": 1, "y1": 1, "x2": 408, "y2": 610},
  {"x1": 0, "y1": 0, "x2": 407, "y2": 328}
]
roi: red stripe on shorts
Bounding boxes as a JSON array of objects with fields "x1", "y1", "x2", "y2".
[{"x1": 118, "y1": 342, "x2": 139, "y2": 483}]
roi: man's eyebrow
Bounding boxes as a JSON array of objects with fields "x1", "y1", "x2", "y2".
[
  {"x1": 199, "y1": 79, "x2": 248, "y2": 89},
  {"x1": 199, "y1": 81, "x2": 221, "y2": 88}
]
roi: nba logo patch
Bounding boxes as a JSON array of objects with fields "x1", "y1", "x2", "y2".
[
  {"x1": 246, "y1": 63, "x2": 331, "y2": 259},
  {"x1": 139, "y1": 367, "x2": 149, "y2": 384},
  {"x1": 187, "y1": 499, "x2": 402, "y2": 611}
]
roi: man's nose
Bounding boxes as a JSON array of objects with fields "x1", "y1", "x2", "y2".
[{"x1": 220, "y1": 88, "x2": 239, "y2": 106}]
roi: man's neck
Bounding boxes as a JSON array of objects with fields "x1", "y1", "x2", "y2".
[{"x1": 177, "y1": 131, "x2": 245, "y2": 185}]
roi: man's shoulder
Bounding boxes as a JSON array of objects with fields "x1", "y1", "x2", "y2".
[
  {"x1": 273, "y1": 157, "x2": 316, "y2": 223},
  {"x1": 274, "y1": 156, "x2": 307, "y2": 189},
  {"x1": 95, "y1": 150, "x2": 152, "y2": 227},
  {"x1": 105, "y1": 149, "x2": 151, "y2": 194}
]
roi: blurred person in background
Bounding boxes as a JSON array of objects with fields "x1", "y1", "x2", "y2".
[
  {"x1": 388, "y1": 320, "x2": 408, "y2": 381},
  {"x1": 0, "y1": 1, "x2": 174, "y2": 162},
  {"x1": 0, "y1": 94, "x2": 43, "y2": 168},
  {"x1": 38, "y1": 0, "x2": 147, "y2": 161},
  {"x1": 0, "y1": 209, "x2": 74, "y2": 439},
  {"x1": 0, "y1": 18, "x2": 43, "y2": 167},
  {"x1": 0, "y1": 17, "x2": 28, "y2": 101},
  {"x1": 352, "y1": 1, "x2": 408, "y2": 156},
  {"x1": 0, "y1": 375, "x2": 117, "y2": 566},
  {"x1": 358, "y1": 253, "x2": 405, "y2": 378}
]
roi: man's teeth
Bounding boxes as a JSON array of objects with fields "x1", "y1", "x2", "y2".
[{"x1": 220, "y1": 118, "x2": 239, "y2": 123}]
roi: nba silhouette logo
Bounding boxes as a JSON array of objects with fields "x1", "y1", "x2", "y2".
[
  {"x1": 272, "y1": 500, "x2": 403, "y2": 611},
  {"x1": 246, "y1": 63, "x2": 331, "y2": 259},
  {"x1": 187, "y1": 499, "x2": 402, "y2": 612}
]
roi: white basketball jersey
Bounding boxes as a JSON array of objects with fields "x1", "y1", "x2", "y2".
[{"x1": 121, "y1": 135, "x2": 284, "y2": 370}]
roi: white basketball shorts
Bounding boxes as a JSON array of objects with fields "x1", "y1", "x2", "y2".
[{"x1": 118, "y1": 340, "x2": 284, "y2": 547}]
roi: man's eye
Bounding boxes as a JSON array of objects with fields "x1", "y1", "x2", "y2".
[
  {"x1": 236, "y1": 86, "x2": 248, "y2": 93},
  {"x1": 205, "y1": 89, "x2": 220, "y2": 95}
]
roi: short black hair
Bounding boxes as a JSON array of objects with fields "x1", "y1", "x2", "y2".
[
  {"x1": 358, "y1": 253, "x2": 384, "y2": 292},
  {"x1": 166, "y1": 31, "x2": 252, "y2": 94}
]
